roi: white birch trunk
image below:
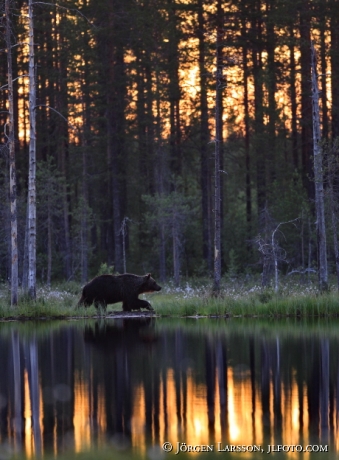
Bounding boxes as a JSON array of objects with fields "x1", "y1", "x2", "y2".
[
  {"x1": 311, "y1": 42, "x2": 328, "y2": 291},
  {"x1": 5, "y1": 0, "x2": 18, "y2": 306},
  {"x1": 28, "y1": 0, "x2": 37, "y2": 298}
]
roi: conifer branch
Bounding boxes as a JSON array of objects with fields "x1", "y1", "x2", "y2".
[
  {"x1": 34, "y1": 2, "x2": 96, "y2": 27},
  {"x1": 36, "y1": 104, "x2": 78, "y2": 131}
]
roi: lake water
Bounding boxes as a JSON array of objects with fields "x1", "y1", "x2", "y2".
[{"x1": 0, "y1": 317, "x2": 338, "y2": 458}]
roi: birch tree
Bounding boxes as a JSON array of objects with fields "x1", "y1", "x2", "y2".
[
  {"x1": 27, "y1": 0, "x2": 37, "y2": 299},
  {"x1": 311, "y1": 41, "x2": 328, "y2": 291},
  {"x1": 5, "y1": 0, "x2": 18, "y2": 306}
]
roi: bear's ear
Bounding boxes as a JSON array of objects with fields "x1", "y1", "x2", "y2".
[{"x1": 145, "y1": 273, "x2": 151, "y2": 279}]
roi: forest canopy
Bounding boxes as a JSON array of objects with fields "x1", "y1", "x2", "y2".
[{"x1": 0, "y1": 0, "x2": 338, "y2": 288}]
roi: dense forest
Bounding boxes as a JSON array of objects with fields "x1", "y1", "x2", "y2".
[{"x1": 1, "y1": 0, "x2": 339, "y2": 290}]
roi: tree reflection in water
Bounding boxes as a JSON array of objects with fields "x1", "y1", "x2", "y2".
[{"x1": 0, "y1": 318, "x2": 338, "y2": 457}]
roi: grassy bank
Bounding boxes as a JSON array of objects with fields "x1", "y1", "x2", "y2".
[
  {"x1": 154, "y1": 284, "x2": 339, "y2": 317},
  {"x1": 0, "y1": 276, "x2": 338, "y2": 320}
]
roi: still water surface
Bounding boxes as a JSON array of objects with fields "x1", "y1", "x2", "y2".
[{"x1": 0, "y1": 317, "x2": 338, "y2": 458}]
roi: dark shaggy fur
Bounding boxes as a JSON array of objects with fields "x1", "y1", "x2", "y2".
[{"x1": 77, "y1": 273, "x2": 161, "y2": 311}]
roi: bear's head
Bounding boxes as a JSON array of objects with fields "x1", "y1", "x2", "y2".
[{"x1": 142, "y1": 273, "x2": 162, "y2": 293}]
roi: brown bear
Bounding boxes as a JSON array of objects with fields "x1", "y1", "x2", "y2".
[{"x1": 77, "y1": 273, "x2": 161, "y2": 312}]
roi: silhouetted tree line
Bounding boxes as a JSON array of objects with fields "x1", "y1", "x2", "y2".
[{"x1": 1, "y1": 0, "x2": 339, "y2": 285}]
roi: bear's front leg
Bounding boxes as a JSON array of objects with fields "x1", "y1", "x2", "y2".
[
  {"x1": 144, "y1": 301, "x2": 154, "y2": 311},
  {"x1": 135, "y1": 299, "x2": 153, "y2": 311}
]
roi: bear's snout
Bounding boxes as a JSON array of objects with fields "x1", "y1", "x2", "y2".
[{"x1": 153, "y1": 283, "x2": 161, "y2": 292}]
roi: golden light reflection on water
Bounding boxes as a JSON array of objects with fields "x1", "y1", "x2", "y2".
[
  {"x1": 185, "y1": 370, "x2": 209, "y2": 446},
  {"x1": 73, "y1": 370, "x2": 90, "y2": 452},
  {"x1": 23, "y1": 368, "x2": 44, "y2": 459},
  {"x1": 228, "y1": 368, "x2": 263, "y2": 446},
  {"x1": 24, "y1": 370, "x2": 33, "y2": 459},
  {"x1": 25, "y1": 363, "x2": 332, "y2": 455},
  {"x1": 4, "y1": 325, "x2": 339, "y2": 458},
  {"x1": 131, "y1": 384, "x2": 146, "y2": 453},
  {"x1": 164, "y1": 369, "x2": 179, "y2": 443}
]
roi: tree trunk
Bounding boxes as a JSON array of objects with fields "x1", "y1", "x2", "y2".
[
  {"x1": 289, "y1": 26, "x2": 298, "y2": 170},
  {"x1": 329, "y1": 180, "x2": 339, "y2": 290},
  {"x1": 252, "y1": 1, "x2": 265, "y2": 213},
  {"x1": 300, "y1": 3, "x2": 313, "y2": 197},
  {"x1": 53, "y1": 8, "x2": 72, "y2": 280},
  {"x1": 241, "y1": 9, "x2": 252, "y2": 245},
  {"x1": 105, "y1": 14, "x2": 125, "y2": 274},
  {"x1": 81, "y1": 142, "x2": 88, "y2": 283},
  {"x1": 80, "y1": 24, "x2": 92, "y2": 283},
  {"x1": 47, "y1": 189, "x2": 52, "y2": 286},
  {"x1": 121, "y1": 217, "x2": 128, "y2": 273},
  {"x1": 159, "y1": 222, "x2": 166, "y2": 282},
  {"x1": 172, "y1": 233, "x2": 180, "y2": 286},
  {"x1": 300, "y1": 211, "x2": 305, "y2": 283},
  {"x1": 172, "y1": 209, "x2": 180, "y2": 287},
  {"x1": 61, "y1": 165, "x2": 72, "y2": 279},
  {"x1": 319, "y1": 8, "x2": 329, "y2": 140},
  {"x1": 311, "y1": 42, "x2": 328, "y2": 291},
  {"x1": 330, "y1": 0, "x2": 339, "y2": 139},
  {"x1": 155, "y1": 68, "x2": 167, "y2": 282},
  {"x1": 5, "y1": 0, "x2": 18, "y2": 306},
  {"x1": 80, "y1": 95, "x2": 90, "y2": 283},
  {"x1": 28, "y1": 0, "x2": 37, "y2": 299},
  {"x1": 327, "y1": 153, "x2": 339, "y2": 289},
  {"x1": 266, "y1": 0, "x2": 276, "y2": 183},
  {"x1": 213, "y1": 0, "x2": 224, "y2": 293},
  {"x1": 145, "y1": 60, "x2": 155, "y2": 195},
  {"x1": 167, "y1": 0, "x2": 182, "y2": 182},
  {"x1": 308, "y1": 218, "x2": 312, "y2": 285},
  {"x1": 111, "y1": 143, "x2": 122, "y2": 273},
  {"x1": 198, "y1": 0, "x2": 212, "y2": 273},
  {"x1": 22, "y1": 205, "x2": 29, "y2": 291}
]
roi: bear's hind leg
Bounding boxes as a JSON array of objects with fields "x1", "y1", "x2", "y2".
[{"x1": 122, "y1": 301, "x2": 132, "y2": 311}]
